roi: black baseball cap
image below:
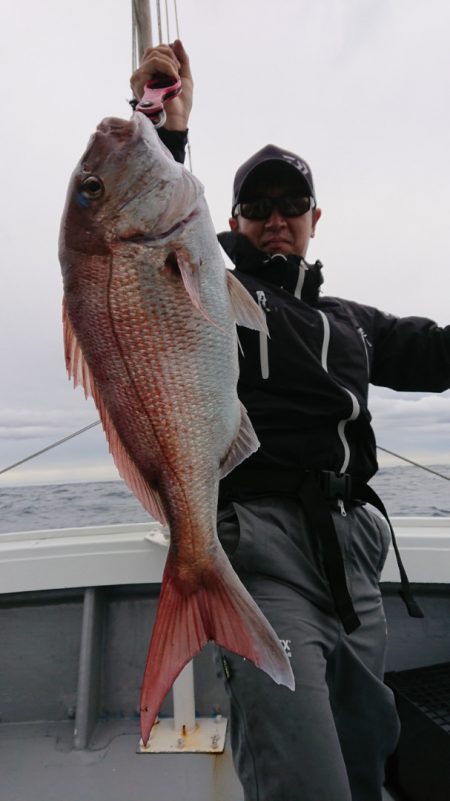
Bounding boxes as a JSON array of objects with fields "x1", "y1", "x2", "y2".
[{"x1": 232, "y1": 144, "x2": 315, "y2": 211}]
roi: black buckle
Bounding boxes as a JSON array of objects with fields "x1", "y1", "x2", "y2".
[{"x1": 317, "y1": 471, "x2": 352, "y2": 502}]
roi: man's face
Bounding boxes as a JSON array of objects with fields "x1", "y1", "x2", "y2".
[{"x1": 229, "y1": 167, "x2": 321, "y2": 258}]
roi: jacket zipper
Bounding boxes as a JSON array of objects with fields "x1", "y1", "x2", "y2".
[
  {"x1": 317, "y1": 310, "x2": 360, "y2": 474},
  {"x1": 294, "y1": 261, "x2": 307, "y2": 299},
  {"x1": 358, "y1": 327, "x2": 370, "y2": 377},
  {"x1": 256, "y1": 260, "x2": 305, "y2": 378},
  {"x1": 256, "y1": 290, "x2": 269, "y2": 379}
]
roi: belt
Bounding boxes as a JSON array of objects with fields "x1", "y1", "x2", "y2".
[{"x1": 219, "y1": 469, "x2": 423, "y2": 634}]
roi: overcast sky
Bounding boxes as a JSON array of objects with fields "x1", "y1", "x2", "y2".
[{"x1": 2, "y1": 0, "x2": 450, "y2": 486}]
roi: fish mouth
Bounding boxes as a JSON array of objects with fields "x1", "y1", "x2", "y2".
[{"x1": 118, "y1": 206, "x2": 200, "y2": 245}]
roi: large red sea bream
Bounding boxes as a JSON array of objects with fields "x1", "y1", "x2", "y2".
[{"x1": 58, "y1": 112, "x2": 294, "y2": 744}]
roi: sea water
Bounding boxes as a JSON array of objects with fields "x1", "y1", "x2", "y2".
[{"x1": 1, "y1": 465, "x2": 450, "y2": 535}]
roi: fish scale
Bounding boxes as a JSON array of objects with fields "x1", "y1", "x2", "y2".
[{"x1": 59, "y1": 111, "x2": 295, "y2": 746}]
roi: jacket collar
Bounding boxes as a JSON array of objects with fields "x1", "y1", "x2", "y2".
[{"x1": 218, "y1": 231, "x2": 323, "y2": 304}]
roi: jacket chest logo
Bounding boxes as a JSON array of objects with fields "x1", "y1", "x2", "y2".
[{"x1": 256, "y1": 290, "x2": 270, "y2": 312}]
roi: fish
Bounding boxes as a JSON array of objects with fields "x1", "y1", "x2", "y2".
[{"x1": 58, "y1": 112, "x2": 294, "y2": 745}]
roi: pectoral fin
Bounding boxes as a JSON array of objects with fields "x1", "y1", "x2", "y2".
[
  {"x1": 174, "y1": 248, "x2": 220, "y2": 328},
  {"x1": 226, "y1": 270, "x2": 269, "y2": 334}
]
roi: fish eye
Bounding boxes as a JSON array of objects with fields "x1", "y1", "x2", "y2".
[{"x1": 80, "y1": 176, "x2": 104, "y2": 199}]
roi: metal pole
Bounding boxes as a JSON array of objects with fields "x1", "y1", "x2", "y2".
[
  {"x1": 172, "y1": 661, "x2": 196, "y2": 733},
  {"x1": 132, "y1": 0, "x2": 153, "y2": 63},
  {"x1": 74, "y1": 588, "x2": 105, "y2": 749}
]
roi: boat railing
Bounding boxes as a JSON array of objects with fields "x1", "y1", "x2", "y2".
[{"x1": 1, "y1": 517, "x2": 450, "y2": 594}]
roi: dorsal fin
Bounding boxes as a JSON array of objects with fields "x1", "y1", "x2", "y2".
[{"x1": 62, "y1": 299, "x2": 167, "y2": 525}]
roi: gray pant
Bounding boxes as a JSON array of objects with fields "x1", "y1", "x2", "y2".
[{"x1": 216, "y1": 497, "x2": 401, "y2": 801}]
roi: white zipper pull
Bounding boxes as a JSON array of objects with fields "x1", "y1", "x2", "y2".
[{"x1": 338, "y1": 498, "x2": 347, "y2": 517}]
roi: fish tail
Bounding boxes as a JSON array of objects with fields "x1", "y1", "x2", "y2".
[{"x1": 140, "y1": 548, "x2": 295, "y2": 745}]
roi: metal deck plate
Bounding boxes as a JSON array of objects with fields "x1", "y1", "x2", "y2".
[{"x1": 138, "y1": 716, "x2": 228, "y2": 754}]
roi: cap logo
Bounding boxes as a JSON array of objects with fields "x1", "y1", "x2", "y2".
[{"x1": 280, "y1": 152, "x2": 309, "y2": 176}]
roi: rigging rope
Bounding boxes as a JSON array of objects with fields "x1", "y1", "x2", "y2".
[
  {"x1": 173, "y1": 0, "x2": 180, "y2": 38},
  {"x1": 156, "y1": 0, "x2": 163, "y2": 43},
  {"x1": 132, "y1": 2, "x2": 137, "y2": 73},
  {"x1": 165, "y1": 0, "x2": 170, "y2": 43},
  {"x1": 1, "y1": 421, "x2": 449, "y2": 483},
  {"x1": 131, "y1": 0, "x2": 182, "y2": 67},
  {"x1": 376, "y1": 445, "x2": 450, "y2": 481},
  {"x1": 0, "y1": 421, "x2": 101, "y2": 477}
]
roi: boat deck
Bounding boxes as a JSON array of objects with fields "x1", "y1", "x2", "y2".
[
  {"x1": 0, "y1": 720, "x2": 398, "y2": 801},
  {"x1": 1, "y1": 518, "x2": 450, "y2": 800}
]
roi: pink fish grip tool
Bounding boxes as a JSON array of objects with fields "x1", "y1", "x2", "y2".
[{"x1": 135, "y1": 75, "x2": 182, "y2": 128}]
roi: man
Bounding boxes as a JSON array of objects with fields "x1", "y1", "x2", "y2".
[{"x1": 131, "y1": 43, "x2": 450, "y2": 801}]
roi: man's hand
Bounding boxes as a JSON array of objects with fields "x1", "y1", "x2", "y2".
[{"x1": 130, "y1": 40, "x2": 193, "y2": 131}]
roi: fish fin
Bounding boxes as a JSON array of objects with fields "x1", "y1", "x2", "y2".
[
  {"x1": 226, "y1": 270, "x2": 269, "y2": 334},
  {"x1": 174, "y1": 248, "x2": 220, "y2": 328},
  {"x1": 219, "y1": 402, "x2": 260, "y2": 478},
  {"x1": 140, "y1": 548, "x2": 295, "y2": 745},
  {"x1": 63, "y1": 298, "x2": 167, "y2": 525},
  {"x1": 63, "y1": 297, "x2": 94, "y2": 398},
  {"x1": 104, "y1": 432, "x2": 168, "y2": 526}
]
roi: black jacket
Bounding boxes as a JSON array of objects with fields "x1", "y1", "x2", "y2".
[
  {"x1": 218, "y1": 231, "x2": 450, "y2": 496},
  {"x1": 158, "y1": 130, "x2": 450, "y2": 492}
]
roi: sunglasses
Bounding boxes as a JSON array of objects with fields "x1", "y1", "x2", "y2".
[{"x1": 232, "y1": 195, "x2": 315, "y2": 220}]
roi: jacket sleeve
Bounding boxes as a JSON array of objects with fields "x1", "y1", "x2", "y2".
[
  {"x1": 157, "y1": 128, "x2": 188, "y2": 164},
  {"x1": 355, "y1": 302, "x2": 450, "y2": 392}
]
